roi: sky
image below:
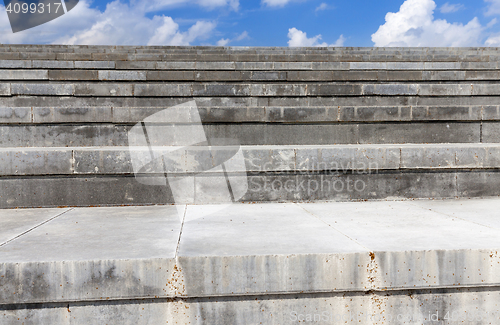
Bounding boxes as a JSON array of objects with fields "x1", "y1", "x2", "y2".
[{"x1": 2, "y1": 0, "x2": 500, "y2": 46}]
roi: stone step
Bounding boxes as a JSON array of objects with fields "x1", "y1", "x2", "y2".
[
  {"x1": 1, "y1": 45, "x2": 500, "y2": 62},
  {"x1": 2, "y1": 199, "x2": 500, "y2": 323},
  {"x1": 0, "y1": 105, "x2": 496, "y2": 124},
  {"x1": 6, "y1": 69, "x2": 500, "y2": 82},
  {"x1": 4, "y1": 82, "x2": 500, "y2": 97},
  {"x1": 6, "y1": 61, "x2": 500, "y2": 71},
  {"x1": 0, "y1": 169, "x2": 497, "y2": 208},
  {"x1": 0, "y1": 122, "x2": 484, "y2": 147},
  {"x1": 0, "y1": 144, "x2": 499, "y2": 176},
  {"x1": 3, "y1": 96, "x2": 500, "y2": 115}
]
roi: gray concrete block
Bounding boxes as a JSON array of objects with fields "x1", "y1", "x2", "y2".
[
  {"x1": 243, "y1": 171, "x2": 458, "y2": 201},
  {"x1": 274, "y1": 62, "x2": 313, "y2": 70},
  {"x1": 422, "y1": 71, "x2": 466, "y2": 80},
  {"x1": 75, "y1": 61, "x2": 115, "y2": 69},
  {"x1": 457, "y1": 172, "x2": 500, "y2": 198},
  {"x1": 461, "y1": 61, "x2": 498, "y2": 69},
  {"x1": 252, "y1": 84, "x2": 307, "y2": 96},
  {"x1": 472, "y1": 84, "x2": 500, "y2": 96},
  {"x1": 91, "y1": 53, "x2": 128, "y2": 60},
  {"x1": 0, "y1": 52, "x2": 20, "y2": 59},
  {"x1": 482, "y1": 122, "x2": 500, "y2": 142},
  {"x1": 350, "y1": 62, "x2": 387, "y2": 70},
  {"x1": 423, "y1": 62, "x2": 461, "y2": 70},
  {"x1": 32, "y1": 60, "x2": 74, "y2": 69},
  {"x1": 267, "y1": 107, "x2": 329, "y2": 122},
  {"x1": 19, "y1": 52, "x2": 56, "y2": 60},
  {"x1": 11, "y1": 83, "x2": 74, "y2": 96},
  {"x1": 313, "y1": 84, "x2": 363, "y2": 96},
  {"x1": 0, "y1": 176, "x2": 172, "y2": 208},
  {"x1": 0, "y1": 70, "x2": 47, "y2": 80},
  {"x1": 401, "y1": 146, "x2": 456, "y2": 168},
  {"x1": 48, "y1": 70, "x2": 98, "y2": 80},
  {"x1": 0, "y1": 206, "x2": 179, "y2": 301},
  {"x1": 33, "y1": 107, "x2": 113, "y2": 123},
  {"x1": 0, "y1": 124, "x2": 129, "y2": 147},
  {"x1": 0, "y1": 83, "x2": 10, "y2": 96},
  {"x1": 386, "y1": 62, "x2": 424, "y2": 70},
  {"x1": 156, "y1": 61, "x2": 196, "y2": 70},
  {"x1": 0, "y1": 148, "x2": 72, "y2": 175},
  {"x1": 483, "y1": 105, "x2": 500, "y2": 120},
  {"x1": 195, "y1": 62, "x2": 236, "y2": 70},
  {"x1": 287, "y1": 71, "x2": 333, "y2": 81},
  {"x1": 331, "y1": 70, "x2": 380, "y2": 81},
  {"x1": 383, "y1": 71, "x2": 423, "y2": 81},
  {"x1": 146, "y1": 71, "x2": 195, "y2": 81},
  {"x1": 115, "y1": 61, "x2": 156, "y2": 70},
  {"x1": 358, "y1": 122, "x2": 480, "y2": 144},
  {"x1": 235, "y1": 62, "x2": 274, "y2": 70},
  {"x1": 98, "y1": 71, "x2": 146, "y2": 81},
  {"x1": 134, "y1": 84, "x2": 192, "y2": 97},
  {"x1": 412, "y1": 106, "x2": 480, "y2": 121},
  {"x1": 0, "y1": 60, "x2": 31, "y2": 68},
  {"x1": 74, "y1": 83, "x2": 133, "y2": 96},
  {"x1": 0, "y1": 107, "x2": 30, "y2": 122},
  {"x1": 192, "y1": 84, "x2": 248, "y2": 96},
  {"x1": 194, "y1": 71, "x2": 241, "y2": 81},
  {"x1": 250, "y1": 71, "x2": 287, "y2": 81},
  {"x1": 74, "y1": 148, "x2": 133, "y2": 174},
  {"x1": 363, "y1": 84, "x2": 418, "y2": 96},
  {"x1": 339, "y1": 106, "x2": 408, "y2": 122},
  {"x1": 466, "y1": 71, "x2": 500, "y2": 80},
  {"x1": 419, "y1": 84, "x2": 471, "y2": 96},
  {"x1": 55, "y1": 53, "x2": 92, "y2": 60},
  {"x1": 204, "y1": 124, "x2": 359, "y2": 145},
  {"x1": 310, "y1": 62, "x2": 348, "y2": 70}
]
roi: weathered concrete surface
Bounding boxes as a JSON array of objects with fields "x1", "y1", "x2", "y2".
[
  {"x1": 0, "y1": 206, "x2": 181, "y2": 304},
  {"x1": 1, "y1": 198, "x2": 500, "y2": 324}
]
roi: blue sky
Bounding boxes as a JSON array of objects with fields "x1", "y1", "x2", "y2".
[{"x1": 2, "y1": 0, "x2": 500, "y2": 46}]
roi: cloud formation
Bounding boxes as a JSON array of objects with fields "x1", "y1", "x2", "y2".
[
  {"x1": 439, "y1": 2, "x2": 464, "y2": 13},
  {"x1": 287, "y1": 27, "x2": 344, "y2": 47},
  {"x1": 371, "y1": 0, "x2": 484, "y2": 47},
  {"x1": 0, "y1": 0, "x2": 220, "y2": 45},
  {"x1": 315, "y1": 3, "x2": 328, "y2": 12},
  {"x1": 262, "y1": 0, "x2": 293, "y2": 7},
  {"x1": 485, "y1": 0, "x2": 500, "y2": 16}
]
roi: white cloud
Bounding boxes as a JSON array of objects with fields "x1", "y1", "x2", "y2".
[
  {"x1": 439, "y1": 2, "x2": 464, "y2": 13},
  {"x1": 371, "y1": 0, "x2": 484, "y2": 47},
  {"x1": 235, "y1": 30, "x2": 249, "y2": 41},
  {"x1": 0, "y1": 0, "x2": 217, "y2": 45},
  {"x1": 262, "y1": 0, "x2": 293, "y2": 7},
  {"x1": 287, "y1": 28, "x2": 344, "y2": 47},
  {"x1": 215, "y1": 30, "x2": 248, "y2": 46},
  {"x1": 315, "y1": 3, "x2": 328, "y2": 12},
  {"x1": 134, "y1": 0, "x2": 239, "y2": 12},
  {"x1": 485, "y1": 0, "x2": 500, "y2": 16},
  {"x1": 217, "y1": 38, "x2": 230, "y2": 46}
]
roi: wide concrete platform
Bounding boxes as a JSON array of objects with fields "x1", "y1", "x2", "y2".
[{"x1": 1, "y1": 198, "x2": 500, "y2": 324}]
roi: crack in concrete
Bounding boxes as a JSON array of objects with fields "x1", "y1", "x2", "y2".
[{"x1": 0, "y1": 207, "x2": 74, "y2": 247}]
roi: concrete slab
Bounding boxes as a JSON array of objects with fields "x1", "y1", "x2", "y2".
[
  {"x1": 407, "y1": 197, "x2": 500, "y2": 229},
  {"x1": 0, "y1": 208, "x2": 70, "y2": 245},
  {"x1": 297, "y1": 200, "x2": 500, "y2": 251},
  {"x1": 177, "y1": 203, "x2": 371, "y2": 296},
  {"x1": 179, "y1": 203, "x2": 368, "y2": 256},
  {"x1": 0, "y1": 206, "x2": 182, "y2": 304},
  {"x1": 0, "y1": 205, "x2": 181, "y2": 262}
]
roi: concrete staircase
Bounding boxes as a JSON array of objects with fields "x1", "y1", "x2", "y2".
[
  {"x1": 0, "y1": 45, "x2": 499, "y2": 207},
  {"x1": 1, "y1": 45, "x2": 500, "y2": 324}
]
